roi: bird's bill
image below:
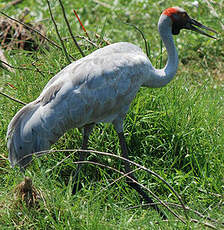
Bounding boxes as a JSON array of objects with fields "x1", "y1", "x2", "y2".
[{"x1": 188, "y1": 18, "x2": 217, "y2": 39}]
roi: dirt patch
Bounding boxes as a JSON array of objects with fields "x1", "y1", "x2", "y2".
[{"x1": 0, "y1": 12, "x2": 46, "y2": 51}]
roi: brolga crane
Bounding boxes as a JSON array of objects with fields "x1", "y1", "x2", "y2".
[{"x1": 7, "y1": 7, "x2": 216, "y2": 217}]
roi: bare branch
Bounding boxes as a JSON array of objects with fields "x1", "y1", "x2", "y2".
[
  {"x1": 46, "y1": 0, "x2": 71, "y2": 64},
  {"x1": 198, "y1": 188, "x2": 223, "y2": 198},
  {"x1": 63, "y1": 35, "x2": 98, "y2": 48},
  {"x1": 95, "y1": 33, "x2": 111, "y2": 45},
  {"x1": 92, "y1": 0, "x2": 112, "y2": 9},
  {"x1": 0, "y1": 60, "x2": 33, "y2": 71},
  {"x1": 0, "y1": 91, "x2": 26, "y2": 105},
  {"x1": 0, "y1": 48, "x2": 15, "y2": 72},
  {"x1": 57, "y1": 1, "x2": 85, "y2": 57},
  {"x1": 74, "y1": 161, "x2": 186, "y2": 223},
  {"x1": 18, "y1": 148, "x2": 223, "y2": 226},
  {"x1": 17, "y1": 148, "x2": 187, "y2": 221},
  {"x1": 73, "y1": 9, "x2": 91, "y2": 41},
  {"x1": 76, "y1": 149, "x2": 188, "y2": 219},
  {"x1": 0, "y1": 59, "x2": 54, "y2": 77},
  {"x1": 189, "y1": 218, "x2": 217, "y2": 229},
  {"x1": 31, "y1": 62, "x2": 46, "y2": 78},
  {"x1": 46, "y1": 158, "x2": 185, "y2": 223},
  {"x1": 77, "y1": 36, "x2": 98, "y2": 47},
  {"x1": 98, "y1": 167, "x2": 141, "y2": 194},
  {"x1": 129, "y1": 202, "x2": 223, "y2": 226},
  {"x1": 123, "y1": 22, "x2": 150, "y2": 58}
]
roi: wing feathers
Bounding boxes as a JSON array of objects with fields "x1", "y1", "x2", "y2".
[{"x1": 41, "y1": 81, "x2": 63, "y2": 105}]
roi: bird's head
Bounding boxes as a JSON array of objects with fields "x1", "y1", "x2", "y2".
[{"x1": 162, "y1": 7, "x2": 217, "y2": 38}]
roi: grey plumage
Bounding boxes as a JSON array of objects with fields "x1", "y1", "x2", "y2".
[
  {"x1": 7, "y1": 42, "x2": 151, "y2": 168},
  {"x1": 7, "y1": 7, "x2": 216, "y2": 170}
]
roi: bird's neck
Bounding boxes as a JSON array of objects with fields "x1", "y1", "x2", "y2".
[{"x1": 143, "y1": 15, "x2": 179, "y2": 88}]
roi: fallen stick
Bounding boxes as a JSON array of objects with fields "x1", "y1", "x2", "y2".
[
  {"x1": 57, "y1": 2, "x2": 85, "y2": 57},
  {"x1": 0, "y1": 91, "x2": 26, "y2": 105},
  {"x1": 95, "y1": 33, "x2": 111, "y2": 45},
  {"x1": 46, "y1": 0, "x2": 71, "y2": 64},
  {"x1": 0, "y1": 48, "x2": 15, "y2": 72}
]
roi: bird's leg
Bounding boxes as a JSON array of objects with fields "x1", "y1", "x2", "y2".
[
  {"x1": 80, "y1": 123, "x2": 94, "y2": 158},
  {"x1": 76, "y1": 123, "x2": 95, "y2": 173},
  {"x1": 117, "y1": 132, "x2": 166, "y2": 219},
  {"x1": 72, "y1": 123, "x2": 94, "y2": 193}
]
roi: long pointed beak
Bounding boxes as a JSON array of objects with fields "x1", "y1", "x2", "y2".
[{"x1": 188, "y1": 18, "x2": 217, "y2": 39}]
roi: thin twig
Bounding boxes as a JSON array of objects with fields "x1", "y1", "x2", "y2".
[
  {"x1": 98, "y1": 167, "x2": 141, "y2": 194},
  {"x1": 92, "y1": 0, "x2": 112, "y2": 9},
  {"x1": 58, "y1": 1, "x2": 85, "y2": 57},
  {"x1": 128, "y1": 202, "x2": 223, "y2": 226},
  {"x1": 0, "y1": 91, "x2": 26, "y2": 105},
  {"x1": 95, "y1": 33, "x2": 111, "y2": 45},
  {"x1": 58, "y1": 159, "x2": 186, "y2": 223},
  {"x1": 18, "y1": 148, "x2": 188, "y2": 221},
  {"x1": 123, "y1": 22, "x2": 150, "y2": 58},
  {"x1": 46, "y1": 0, "x2": 71, "y2": 63},
  {"x1": 45, "y1": 153, "x2": 74, "y2": 173},
  {"x1": 81, "y1": 149, "x2": 188, "y2": 220},
  {"x1": 0, "y1": 48, "x2": 15, "y2": 72},
  {"x1": 76, "y1": 36, "x2": 98, "y2": 47},
  {"x1": 80, "y1": 161, "x2": 185, "y2": 223},
  {"x1": 0, "y1": 60, "x2": 33, "y2": 71},
  {"x1": 198, "y1": 188, "x2": 223, "y2": 198},
  {"x1": 73, "y1": 9, "x2": 91, "y2": 41},
  {"x1": 31, "y1": 62, "x2": 46, "y2": 78},
  {"x1": 130, "y1": 202, "x2": 219, "y2": 229},
  {"x1": 0, "y1": 60, "x2": 54, "y2": 76},
  {"x1": 188, "y1": 218, "x2": 217, "y2": 229},
  {"x1": 63, "y1": 35, "x2": 98, "y2": 48}
]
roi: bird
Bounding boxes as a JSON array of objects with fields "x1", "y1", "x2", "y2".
[{"x1": 7, "y1": 6, "x2": 216, "y2": 217}]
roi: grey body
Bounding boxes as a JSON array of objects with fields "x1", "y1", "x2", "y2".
[
  {"x1": 6, "y1": 7, "x2": 216, "y2": 219},
  {"x1": 7, "y1": 42, "x2": 158, "y2": 168},
  {"x1": 7, "y1": 6, "x2": 214, "y2": 169}
]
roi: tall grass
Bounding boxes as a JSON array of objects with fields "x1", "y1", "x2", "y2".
[{"x1": 0, "y1": 0, "x2": 223, "y2": 229}]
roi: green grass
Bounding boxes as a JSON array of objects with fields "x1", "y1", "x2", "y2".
[{"x1": 0, "y1": 0, "x2": 224, "y2": 229}]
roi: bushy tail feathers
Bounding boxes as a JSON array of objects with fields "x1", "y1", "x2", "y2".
[{"x1": 7, "y1": 101, "x2": 42, "y2": 169}]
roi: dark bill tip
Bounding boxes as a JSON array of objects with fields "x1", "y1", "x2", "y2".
[{"x1": 189, "y1": 18, "x2": 217, "y2": 39}]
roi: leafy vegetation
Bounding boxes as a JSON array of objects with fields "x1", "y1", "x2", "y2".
[{"x1": 0, "y1": 0, "x2": 223, "y2": 229}]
